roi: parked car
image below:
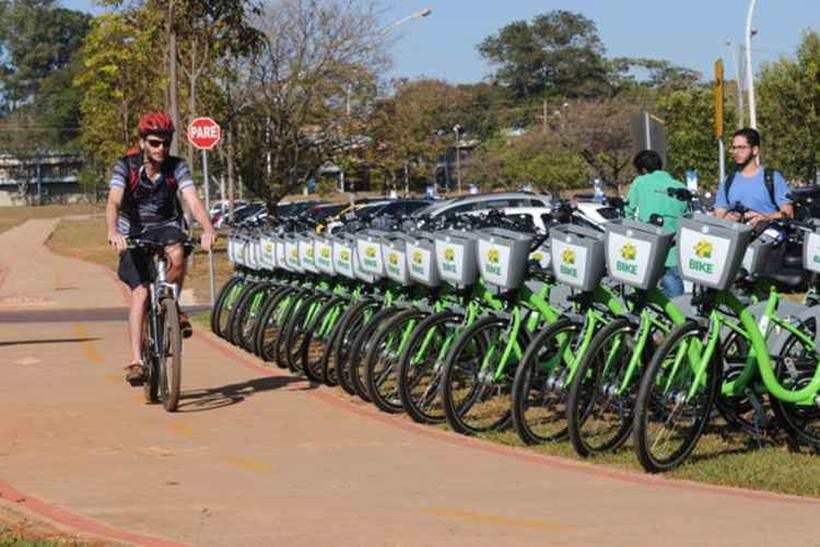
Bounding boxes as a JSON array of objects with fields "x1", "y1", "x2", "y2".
[{"x1": 413, "y1": 191, "x2": 554, "y2": 219}]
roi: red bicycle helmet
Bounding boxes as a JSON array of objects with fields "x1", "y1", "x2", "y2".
[{"x1": 137, "y1": 112, "x2": 175, "y2": 138}]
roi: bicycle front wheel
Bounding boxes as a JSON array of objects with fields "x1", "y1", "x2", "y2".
[
  {"x1": 633, "y1": 320, "x2": 720, "y2": 473},
  {"x1": 159, "y1": 298, "x2": 182, "y2": 412},
  {"x1": 511, "y1": 317, "x2": 577, "y2": 444},
  {"x1": 442, "y1": 315, "x2": 520, "y2": 435},
  {"x1": 567, "y1": 318, "x2": 637, "y2": 457}
]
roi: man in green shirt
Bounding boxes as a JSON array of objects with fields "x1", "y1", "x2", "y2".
[{"x1": 624, "y1": 150, "x2": 688, "y2": 297}]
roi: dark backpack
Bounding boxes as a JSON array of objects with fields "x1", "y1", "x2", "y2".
[
  {"x1": 723, "y1": 167, "x2": 777, "y2": 210},
  {"x1": 120, "y1": 152, "x2": 186, "y2": 227}
]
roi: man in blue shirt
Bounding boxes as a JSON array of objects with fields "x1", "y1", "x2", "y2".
[{"x1": 714, "y1": 127, "x2": 793, "y2": 226}]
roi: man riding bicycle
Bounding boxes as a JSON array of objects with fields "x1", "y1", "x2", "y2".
[{"x1": 105, "y1": 112, "x2": 216, "y2": 385}]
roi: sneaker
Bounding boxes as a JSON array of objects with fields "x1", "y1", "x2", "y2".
[{"x1": 125, "y1": 362, "x2": 146, "y2": 386}]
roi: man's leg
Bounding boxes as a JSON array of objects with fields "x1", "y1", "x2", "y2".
[
  {"x1": 660, "y1": 266, "x2": 684, "y2": 298},
  {"x1": 128, "y1": 284, "x2": 149, "y2": 363},
  {"x1": 164, "y1": 242, "x2": 192, "y2": 337}
]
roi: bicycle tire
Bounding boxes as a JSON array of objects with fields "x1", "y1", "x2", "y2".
[
  {"x1": 301, "y1": 296, "x2": 348, "y2": 383},
  {"x1": 365, "y1": 308, "x2": 427, "y2": 413},
  {"x1": 224, "y1": 281, "x2": 261, "y2": 346},
  {"x1": 398, "y1": 310, "x2": 463, "y2": 424},
  {"x1": 633, "y1": 320, "x2": 721, "y2": 473},
  {"x1": 213, "y1": 277, "x2": 246, "y2": 339},
  {"x1": 442, "y1": 315, "x2": 526, "y2": 435},
  {"x1": 211, "y1": 276, "x2": 241, "y2": 337},
  {"x1": 159, "y1": 298, "x2": 182, "y2": 412},
  {"x1": 254, "y1": 286, "x2": 297, "y2": 363},
  {"x1": 333, "y1": 299, "x2": 380, "y2": 395},
  {"x1": 141, "y1": 311, "x2": 159, "y2": 404},
  {"x1": 284, "y1": 293, "x2": 330, "y2": 373},
  {"x1": 567, "y1": 317, "x2": 637, "y2": 457},
  {"x1": 510, "y1": 317, "x2": 577, "y2": 444},
  {"x1": 273, "y1": 288, "x2": 309, "y2": 368},
  {"x1": 770, "y1": 316, "x2": 820, "y2": 448},
  {"x1": 347, "y1": 306, "x2": 405, "y2": 402},
  {"x1": 232, "y1": 283, "x2": 276, "y2": 353}
]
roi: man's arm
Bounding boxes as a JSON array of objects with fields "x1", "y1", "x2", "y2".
[
  {"x1": 106, "y1": 186, "x2": 127, "y2": 251},
  {"x1": 181, "y1": 186, "x2": 216, "y2": 251}
]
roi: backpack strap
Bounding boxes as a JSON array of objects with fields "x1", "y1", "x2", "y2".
[
  {"x1": 764, "y1": 167, "x2": 777, "y2": 210},
  {"x1": 723, "y1": 170, "x2": 736, "y2": 207}
]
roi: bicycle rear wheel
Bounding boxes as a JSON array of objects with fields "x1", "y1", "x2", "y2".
[
  {"x1": 633, "y1": 320, "x2": 721, "y2": 472},
  {"x1": 770, "y1": 318, "x2": 820, "y2": 448},
  {"x1": 348, "y1": 306, "x2": 405, "y2": 402},
  {"x1": 159, "y1": 298, "x2": 182, "y2": 412}
]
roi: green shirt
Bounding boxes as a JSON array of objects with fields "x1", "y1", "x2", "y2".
[{"x1": 624, "y1": 170, "x2": 687, "y2": 267}]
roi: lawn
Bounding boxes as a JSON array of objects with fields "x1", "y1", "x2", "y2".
[
  {"x1": 46, "y1": 216, "x2": 233, "y2": 304},
  {"x1": 0, "y1": 203, "x2": 100, "y2": 235}
]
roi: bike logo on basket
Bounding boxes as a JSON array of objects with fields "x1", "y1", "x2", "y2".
[
  {"x1": 290, "y1": 248, "x2": 299, "y2": 260},
  {"x1": 387, "y1": 252, "x2": 401, "y2": 275},
  {"x1": 690, "y1": 239, "x2": 715, "y2": 274},
  {"x1": 364, "y1": 245, "x2": 379, "y2": 269},
  {"x1": 264, "y1": 243, "x2": 273, "y2": 254},
  {"x1": 617, "y1": 243, "x2": 638, "y2": 275},
  {"x1": 560, "y1": 249, "x2": 578, "y2": 277},
  {"x1": 340, "y1": 249, "x2": 350, "y2": 263},
  {"x1": 485, "y1": 247, "x2": 502, "y2": 276},
  {"x1": 321, "y1": 247, "x2": 331, "y2": 259},
  {"x1": 442, "y1": 247, "x2": 457, "y2": 273},
  {"x1": 306, "y1": 247, "x2": 314, "y2": 260},
  {"x1": 411, "y1": 249, "x2": 425, "y2": 275}
]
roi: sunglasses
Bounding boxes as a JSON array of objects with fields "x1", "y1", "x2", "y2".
[{"x1": 146, "y1": 138, "x2": 170, "y2": 148}]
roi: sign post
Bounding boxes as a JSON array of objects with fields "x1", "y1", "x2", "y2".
[{"x1": 187, "y1": 116, "x2": 222, "y2": 306}]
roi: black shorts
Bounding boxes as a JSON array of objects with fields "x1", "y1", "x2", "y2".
[{"x1": 117, "y1": 225, "x2": 188, "y2": 289}]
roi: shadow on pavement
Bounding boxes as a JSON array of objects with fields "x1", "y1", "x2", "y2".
[
  {"x1": 0, "y1": 337, "x2": 101, "y2": 347},
  {"x1": 176, "y1": 375, "x2": 315, "y2": 412}
]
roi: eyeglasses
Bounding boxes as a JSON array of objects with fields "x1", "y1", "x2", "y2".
[{"x1": 146, "y1": 138, "x2": 170, "y2": 148}]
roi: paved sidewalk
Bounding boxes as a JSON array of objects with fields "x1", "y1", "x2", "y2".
[{"x1": 1, "y1": 219, "x2": 818, "y2": 546}]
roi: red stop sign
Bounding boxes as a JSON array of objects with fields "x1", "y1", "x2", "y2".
[{"x1": 187, "y1": 117, "x2": 222, "y2": 150}]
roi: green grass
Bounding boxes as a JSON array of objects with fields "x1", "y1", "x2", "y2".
[
  {"x1": 0, "y1": 525, "x2": 90, "y2": 546},
  {"x1": 0, "y1": 204, "x2": 100, "y2": 235},
  {"x1": 473, "y1": 424, "x2": 820, "y2": 498}
]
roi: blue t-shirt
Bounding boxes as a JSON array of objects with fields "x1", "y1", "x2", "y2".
[{"x1": 714, "y1": 167, "x2": 790, "y2": 214}]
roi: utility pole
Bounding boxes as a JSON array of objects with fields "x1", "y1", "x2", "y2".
[
  {"x1": 745, "y1": 0, "x2": 758, "y2": 128},
  {"x1": 453, "y1": 125, "x2": 462, "y2": 194}
]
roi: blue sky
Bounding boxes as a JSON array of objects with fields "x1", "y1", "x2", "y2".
[{"x1": 65, "y1": 0, "x2": 817, "y2": 83}]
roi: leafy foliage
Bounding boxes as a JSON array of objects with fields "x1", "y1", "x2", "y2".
[{"x1": 758, "y1": 31, "x2": 819, "y2": 183}]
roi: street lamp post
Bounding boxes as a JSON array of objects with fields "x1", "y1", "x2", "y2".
[
  {"x1": 379, "y1": 8, "x2": 432, "y2": 37},
  {"x1": 453, "y1": 124, "x2": 462, "y2": 194},
  {"x1": 745, "y1": 0, "x2": 758, "y2": 128}
]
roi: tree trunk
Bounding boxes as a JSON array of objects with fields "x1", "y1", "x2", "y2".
[{"x1": 167, "y1": 0, "x2": 180, "y2": 156}]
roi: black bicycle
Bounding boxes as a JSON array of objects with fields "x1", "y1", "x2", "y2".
[{"x1": 130, "y1": 237, "x2": 194, "y2": 412}]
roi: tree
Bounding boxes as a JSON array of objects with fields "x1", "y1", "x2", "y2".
[
  {"x1": 546, "y1": 98, "x2": 638, "y2": 186},
  {"x1": 75, "y1": 10, "x2": 165, "y2": 172},
  {"x1": 657, "y1": 87, "x2": 723, "y2": 186},
  {"x1": 466, "y1": 129, "x2": 588, "y2": 193},
  {"x1": 478, "y1": 10, "x2": 611, "y2": 100},
  {"x1": 757, "y1": 30, "x2": 819, "y2": 183},
  {"x1": 231, "y1": 0, "x2": 387, "y2": 207},
  {"x1": 0, "y1": 0, "x2": 91, "y2": 110}
]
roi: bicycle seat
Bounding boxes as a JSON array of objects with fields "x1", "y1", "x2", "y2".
[{"x1": 757, "y1": 268, "x2": 809, "y2": 291}]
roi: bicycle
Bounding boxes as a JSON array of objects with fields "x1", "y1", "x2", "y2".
[
  {"x1": 131, "y1": 237, "x2": 194, "y2": 412},
  {"x1": 632, "y1": 212, "x2": 820, "y2": 472}
]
